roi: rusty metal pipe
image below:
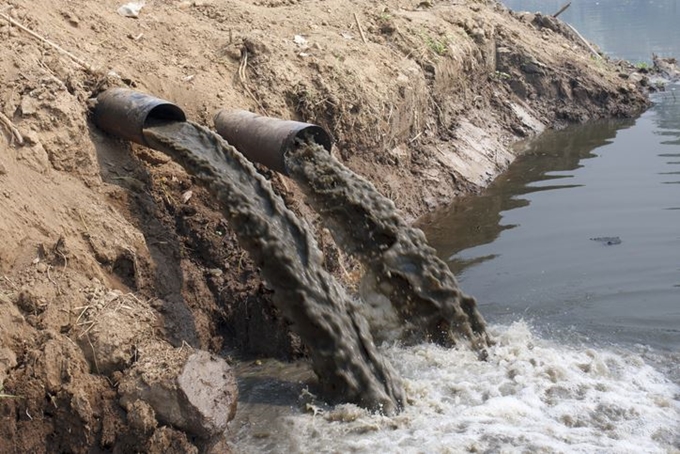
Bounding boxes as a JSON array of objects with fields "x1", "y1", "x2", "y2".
[
  {"x1": 92, "y1": 88, "x2": 186, "y2": 146},
  {"x1": 213, "y1": 110, "x2": 332, "y2": 175}
]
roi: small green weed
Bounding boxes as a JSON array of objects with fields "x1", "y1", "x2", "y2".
[
  {"x1": 424, "y1": 34, "x2": 448, "y2": 56},
  {"x1": 493, "y1": 70, "x2": 512, "y2": 80}
]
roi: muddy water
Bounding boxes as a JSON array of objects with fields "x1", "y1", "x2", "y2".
[
  {"x1": 231, "y1": 128, "x2": 679, "y2": 452},
  {"x1": 420, "y1": 88, "x2": 680, "y2": 351},
  {"x1": 285, "y1": 143, "x2": 488, "y2": 349},
  {"x1": 231, "y1": 68, "x2": 680, "y2": 454},
  {"x1": 142, "y1": 122, "x2": 404, "y2": 414},
  {"x1": 232, "y1": 321, "x2": 680, "y2": 452}
]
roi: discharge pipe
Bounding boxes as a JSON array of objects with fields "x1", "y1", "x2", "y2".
[
  {"x1": 213, "y1": 110, "x2": 332, "y2": 175},
  {"x1": 91, "y1": 88, "x2": 186, "y2": 146}
]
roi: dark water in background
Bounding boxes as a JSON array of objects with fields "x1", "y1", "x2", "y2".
[
  {"x1": 502, "y1": 0, "x2": 680, "y2": 63},
  {"x1": 420, "y1": 1, "x2": 680, "y2": 351}
]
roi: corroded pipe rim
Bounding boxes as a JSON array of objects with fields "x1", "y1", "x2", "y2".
[
  {"x1": 213, "y1": 109, "x2": 332, "y2": 175},
  {"x1": 92, "y1": 88, "x2": 186, "y2": 146}
]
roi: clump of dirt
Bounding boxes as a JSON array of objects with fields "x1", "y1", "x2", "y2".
[{"x1": 0, "y1": 0, "x2": 655, "y2": 451}]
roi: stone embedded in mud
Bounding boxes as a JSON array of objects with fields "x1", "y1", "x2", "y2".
[
  {"x1": 118, "y1": 342, "x2": 238, "y2": 439},
  {"x1": 75, "y1": 290, "x2": 156, "y2": 376},
  {"x1": 78, "y1": 309, "x2": 137, "y2": 375},
  {"x1": 42, "y1": 336, "x2": 92, "y2": 394},
  {"x1": 177, "y1": 350, "x2": 239, "y2": 435},
  {"x1": 19, "y1": 96, "x2": 39, "y2": 116}
]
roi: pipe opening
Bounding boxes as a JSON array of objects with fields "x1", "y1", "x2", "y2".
[
  {"x1": 147, "y1": 104, "x2": 186, "y2": 125},
  {"x1": 213, "y1": 109, "x2": 333, "y2": 175},
  {"x1": 293, "y1": 125, "x2": 332, "y2": 153}
]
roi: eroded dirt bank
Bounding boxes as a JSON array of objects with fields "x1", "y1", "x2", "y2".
[{"x1": 0, "y1": 0, "x2": 653, "y2": 452}]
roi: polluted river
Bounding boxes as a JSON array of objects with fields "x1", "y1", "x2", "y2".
[
  {"x1": 226, "y1": 110, "x2": 680, "y2": 451},
  {"x1": 4, "y1": 0, "x2": 680, "y2": 451},
  {"x1": 86, "y1": 2, "x2": 680, "y2": 450},
  {"x1": 228, "y1": 2, "x2": 680, "y2": 453},
  {"x1": 92, "y1": 89, "x2": 680, "y2": 451}
]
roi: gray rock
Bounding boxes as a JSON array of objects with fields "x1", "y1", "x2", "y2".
[{"x1": 119, "y1": 342, "x2": 238, "y2": 439}]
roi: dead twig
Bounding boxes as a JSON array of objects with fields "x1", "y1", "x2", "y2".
[
  {"x1": 565, "y1": 23, "x2": 602, "y2": 60},
  {"x1": 238, "y1": 49, "x2": 269, "y2": 116},
  {"x1": 76, "y1": 208, "x2": 90, "y2": 233},
  {"x1": 45, "y1": 264, "x2": 57, "y2": 285},
  {"x1": 2, "y1": 275, "x2": 18, "y2": 290},
  {"x1": 409, "y1": 131, "x2": 423, "y2": 143},
  {"x1": 0, "y1": 11, "x2": 98, "y2": 74},
  {"x1": 0, "y1": 393, "x2": 21, "y2": 399},
  {"x1": 553, "y1": 2, "x2": 571, "y2": 19},
  {"x1": 86, "y1": 334, "x2": 101, "y2": 374},
  {"x1": 0, "y1": 111, "x2": 23, "y2": 146},
  {"x1": 353, "y1": 13, "x2": 367, "y2": 44},
  {"x1": 73, "y1": 305, "x2": 93, "y2": 327}
]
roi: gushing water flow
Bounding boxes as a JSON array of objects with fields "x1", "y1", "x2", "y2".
[
  {"x1": 142, "y1": 121, "x2": 405, "y2": 414},
  {"x1": 285, "y1": 142, "x2": 489, "y2": 350},
  {"x1": 139, "y1": 119, "x2": 491, "y2": 415}
]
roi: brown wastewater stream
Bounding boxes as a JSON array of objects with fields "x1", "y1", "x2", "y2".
[
  {"x1": 141, "y1": 119, "x2": 490, "y2": 418},
  {"x1": 285, "y1": 143, "x2": 488, "y2": 350},
  {"x1": 143, "y1": 121, "x2": 404, "y2": 414}
]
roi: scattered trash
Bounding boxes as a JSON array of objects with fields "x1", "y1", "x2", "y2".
[
  {"x1": 117, "y1": 1, "x2": 145, "y2": 18},
  {"x1": 293, "y1": 34, "x2": 308, "y2": 46},
  {"x1": 181, "y1": 190, "x2": 193, "y2": 203},
  {"x1": 341, "y1": 32, "x2": 354, "y2": 40},
  {"x1": 183, "y1": 74, "x2": 195, "y2": 82},
  {"x1": 590, "y1": 236, "x2": 622, "y2": 246}
]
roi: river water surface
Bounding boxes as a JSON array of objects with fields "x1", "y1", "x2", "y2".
[
  {"x1": 420, "y1": 96, "x2": 680, "y2": 351},
  {"x1": 232, "y1": 2, "x2": 680, "y2": 452},
  {"x1": 501, "y1": 0, "x2": 680, "y2": 63},
  {"x1": 420, "y1": 0, "x2": 680, "y2": 356}
]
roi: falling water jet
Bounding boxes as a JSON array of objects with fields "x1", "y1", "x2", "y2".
[
  {"x1": 214, "y1": 110, "x2": 490, "y2": 351},
  {"x1": 285, "y1": 142, "x2": 491, "y2": 350},
  {"x1": 92, "y1": 89, "x2": 405, "y2": 414}
]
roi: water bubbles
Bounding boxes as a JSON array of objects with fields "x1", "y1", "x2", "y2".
[{"x1": 244, "y1": 322, "x2": 680, "y2": 453}]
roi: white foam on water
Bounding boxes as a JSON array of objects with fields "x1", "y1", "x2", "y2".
[{"x1": 238, "y1": 322, "x2": 680, "y2": 453}]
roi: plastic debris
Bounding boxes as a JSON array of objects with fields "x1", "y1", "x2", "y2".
[
  {"x1": 117, "y1": 1, "x2": 145, "y2": 18},
  {"x1": 293, "y1": 35, "x2": 308, "y2": 46}
]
